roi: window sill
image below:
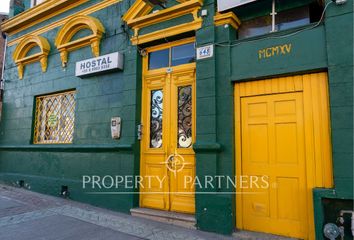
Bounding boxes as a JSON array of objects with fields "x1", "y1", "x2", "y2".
[{"x1": 0, "y1": 144, "x2": 134, "y2": 152}]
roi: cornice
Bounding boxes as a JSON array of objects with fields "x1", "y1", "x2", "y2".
[
  {"x1": 214, "y1": 12, "x2": 241, "y2": 30},
  {"x1": 1, "y1": 0, "x2": 88, "y2": 35}
]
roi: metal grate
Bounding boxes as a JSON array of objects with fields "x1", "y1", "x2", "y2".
[{"x1": 33, "y1": 91, "x2": 76, "y2": 144}]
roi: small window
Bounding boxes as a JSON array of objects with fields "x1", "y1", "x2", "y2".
[
  {"x1": 276, "y1": 6, "x2": 310, "y2": 31},
  {"x1": 148, "y1": 42, "x2": 195, "y2": 70},
  {"x1": 172, "y1": 43, "x2": 196, "y2": 66},
  {"x1": 33, "y1": 91, "x2": 76, "y2": 144},
  {"x1": 150, "y1": 89, "x2": 163, "y2": 148},
  {"x1": 148, "y1": 49, "x2": 169, "y2": 70},
  {"x1": 238, "y1": 1, "x2": 319, "y2": 39}
]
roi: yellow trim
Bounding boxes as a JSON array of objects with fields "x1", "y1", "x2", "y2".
[
  {"x1": 214, "y1": 12, "x2": 241, "y2": 30},
  {"x1": 145, "y1": 37, "x2": 195, "y2": 55},
  {"x1": 13, "y1": 35, "x2": 50, "y2": 80},
  {"x1": 234, "y1": 73, "x2": 333, "y2": 239},
  {"x1": 55, "y1": 15, "x2": 105, "y2": 67},
  {"x1": 140, "y1": 38, "x2": 196, "y2": 213},
  {"x1": 1, "y1": 0, "x2": 89, "y2": 36},
  {"x1": 121, "y1": 0, "x2": 153, "y2": 22},
  {"x1": 131, "y1": 20, "x2": 202, "y2": 45},
  {"x1": 7, "y1": 0, "x2": 119, "y2": 47},
  {"x1": 127, "y1": 0, "x2": 203, "y2": 28},
  {"x1": 123, "y1": 0, "x2": 203, "y2": 45}
]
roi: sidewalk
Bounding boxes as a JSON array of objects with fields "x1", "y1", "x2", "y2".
[{"x1": 0, "y1": 184, "x2": 293, "y2": 240}]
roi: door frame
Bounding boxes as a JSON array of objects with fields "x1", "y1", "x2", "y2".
[
  {"x1": 139, "y1": 37, "x2": 197, "y2": 212},
  {"x1": 234, "y1": 72, "x2": 333, "y2": 239}
]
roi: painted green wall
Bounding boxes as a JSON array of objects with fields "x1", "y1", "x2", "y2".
[
  {"x1": 0, "y1": 2, "x2": 141, "y2": 213},
  {"x1": 0, "y1": 0, "x2": 353, "y2": 238}
]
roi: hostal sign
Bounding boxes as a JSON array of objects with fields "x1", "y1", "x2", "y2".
[{"x1": 75, "y1": 52, "x2": 124, "y2": 77}]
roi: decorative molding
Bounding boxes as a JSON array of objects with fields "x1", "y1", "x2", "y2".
[
  {"x1": 121, "y1": 0, "x2": 153, "y2": 23},
  {"x1": 127, "y1": 0, "x2": 203, "y2": 29},
  {"x1": 1, "y1": 0, "x2": 89, "y2": 36},
  {"x1": 131, "y1": 20, "x2": 202, "y2": 45},
  {"x1": 123, "y1": 0, "x2": 203, "y2": 45},
  {"x1": 55, "y1": 15, "x2": 105, "y2": 67},
  {"x1": 12, "y1": 35, "x2": 50, "y2": 80},
  {"x1": 6, "y1": 0, "x2": 119, "y2": 47},
  {"x1": 214, "y1": 12, "x2": 241, "y2": 30}
]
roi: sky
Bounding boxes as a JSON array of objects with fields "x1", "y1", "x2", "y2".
[{"x1": 0, "y1": 0, "x2": 10, "y2": 13}]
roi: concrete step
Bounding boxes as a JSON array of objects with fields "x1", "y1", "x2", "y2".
[{"x1": 130, "y1": 208, "x2": 196, "y2": 230}]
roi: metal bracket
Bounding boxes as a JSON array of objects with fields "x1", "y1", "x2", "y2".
[{"x1": 137, "y1": 124, "x2": 143, "y2": 140}]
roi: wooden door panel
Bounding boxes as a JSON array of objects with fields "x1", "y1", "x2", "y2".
[
  {"x1": 141, "y1": 50, "x2": 196, "y2": 213},
  {"x1": 241, "y1": 92, "x2": 306, "y2": 238}
]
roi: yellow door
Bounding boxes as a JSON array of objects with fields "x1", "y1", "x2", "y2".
[
  {"x1": 140, "y1": 38, "x2": 196, "y2": 214},
  {"x1": 235, "y1": 73, "x2": 333, "y2": 239}
]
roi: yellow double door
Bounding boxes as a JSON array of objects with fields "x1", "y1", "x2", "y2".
[
  {"x1": 140, "y1": 63, "x2": 196, "y2": 214},
  {"x1": 235, "y1": 73, "x2": 333, "y2": 239}
]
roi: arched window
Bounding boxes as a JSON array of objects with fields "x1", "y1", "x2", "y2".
[
  {"x1": 55, "y1": 15, "x2": 105, "y2": 67},
  {"x1": 13, "y1": 35, "x2": 50, "y2": 80}
]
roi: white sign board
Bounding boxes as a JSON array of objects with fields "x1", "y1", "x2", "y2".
[
  {"x1": 217, "y1": 0, "x2": 257, "y2": 12},
  {"x1": 75, "y1": 52, "x2": 124, "y2": 77},
  {"x1": 196, "y1": 45, "x2": 214, "y2": 60}
]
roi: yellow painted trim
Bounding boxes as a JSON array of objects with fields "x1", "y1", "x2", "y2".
[
  {"x1": 121, "y1": 0, "x2": 153, "y2": 22},
  {"x1": 123, "y1": 0, "x2": 203, "y2": 45},
  {"x1": 214, "y1": 12, "x2": 241, "y2": 30},
  {"x1": 55, "y1": 15, "x2": 105, "y2": 67},
  {"x1": 7, "y1": 0, "x2": 119, "y2": 47},
  {"x1": 1, "y1": 0, "x2": 89, "y2": 36},
  {"x1": 145, "y1": 37, "x2": 195, "y2": 55},
  {"x1": 140, "y1": 38, "x2": 196, "y2": 213},
  {"x1": 234, "y1": 73, "x2": 333, "y2": 240},
  {"x1": 127, "y1": 0, "x2": 203, "y2": 28},
  {"x1": 12, "y1": 35, "x2": 50, "y2": 80},
  {"x1": 131, "y1": 20, "x2": 202, "y2": 45}
]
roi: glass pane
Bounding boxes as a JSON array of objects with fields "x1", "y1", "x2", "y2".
[
  {"x1": 238, "y1": 15, "x2": 272, "y2": 39},
  {"x1": 275, "y1": 6, "x2": 310, "y2": 31},
  {"x1": 148, "y1": 49, "x2": 169, "y2": 70},
  {"x1": 150, "y1": 90, "x2": 163, "y2": 148},
  {"x1": 171, "y1": 43, "x2": 195, "y2": 67},
  {"x1": 34, "y1": 91, "x2": 76, "y2": 144},
  {"x1": 178, "y1": 86, "x2": 192, "y2": 148}
]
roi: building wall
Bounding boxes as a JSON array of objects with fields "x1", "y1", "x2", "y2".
[
  {"x1": 0, "y1": 0, "x2": 141, "y2": 213},
  {"x1": 0, "y1": 0, "x2": 352, "y2": 238},
  {"x1": 0, "y1": 14, "x2": 8, "y2": 79}
]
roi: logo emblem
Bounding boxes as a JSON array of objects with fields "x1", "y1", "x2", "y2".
[{"x1": 164, "y1": 151, "x2": 185, "y2": 177}]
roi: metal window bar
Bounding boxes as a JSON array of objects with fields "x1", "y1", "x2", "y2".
[{"x1": 33, "y1": 91, "x2": 76, "y2": 144}]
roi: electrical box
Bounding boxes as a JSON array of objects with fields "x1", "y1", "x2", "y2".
[{"x1": 111, "y1": 117, "x2": 121, "y2": 139}]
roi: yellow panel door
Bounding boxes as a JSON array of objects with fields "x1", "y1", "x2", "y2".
[
  {"x1": 169, "y1": 68, "x2": 196, "y2": 214},
  {"x1": 140, "y1": 39, "x2": 196, "y2": 213},
  {"x1": 140, "y1": 72, "x2": 170, "y2": 210},
  {"x1": 240, "y1": 92, "x2": 308, "y2": 238}
]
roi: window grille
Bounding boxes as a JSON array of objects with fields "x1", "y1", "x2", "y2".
[{"x1": 33, "y1": 91, "x2": 76, "y2": 144}]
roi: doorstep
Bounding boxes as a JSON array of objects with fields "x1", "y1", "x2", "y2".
[{"x1": 130, "y1": 208, "x2": 196, "y2": 230}]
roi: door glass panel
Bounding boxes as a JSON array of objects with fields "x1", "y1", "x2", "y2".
[
  {"x1": 150, "y1": 89, "x2": 163, "y2": 148},
  {"x1": 177, "y1": 86, "x2": 192, "y2": 148},
  {"x1": 149, "y1": 49, "x2": 169, "y2": 70},
  {"x1": 171, "y1": 43, "x2": 195, "y2": 66}
]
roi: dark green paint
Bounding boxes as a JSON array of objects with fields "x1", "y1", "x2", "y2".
[{"x1": 0, "y1": 0, "x2": 353, "y2": 238}]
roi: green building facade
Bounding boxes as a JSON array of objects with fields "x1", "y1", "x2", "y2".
[{"x1": 0, "y1": 0, "x2": 352, "y2": 239}]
